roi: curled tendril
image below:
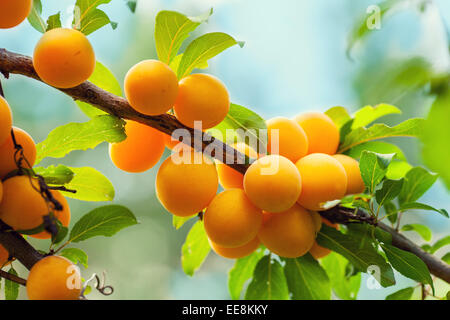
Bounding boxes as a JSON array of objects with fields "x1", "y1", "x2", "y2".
[{"x1": 80, "y1": 272, "x2": 114, "y2": 299}]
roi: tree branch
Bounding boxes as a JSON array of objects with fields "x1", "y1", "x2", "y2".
[
  {"x1": 0, "y1": 220, "x2": 44, "y2": 270},
  {"x1": 0, "y1": 49, "x2": 249, "y2": 174},
  {"x1": 320, "y1": 206, "x2": 450, "y2": 284},
  {"x1": 378, "y1": 222, "x2": 450, "y2": 284},
  {"x1": 0, "y1": 269, "x2": 27, "y2": 286},
  {"x1": 0, "y1": 48, "x2": 449, "y2": 284}
]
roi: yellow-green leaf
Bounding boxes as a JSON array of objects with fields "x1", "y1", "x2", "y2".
[
  {"x1": 35, "y1": 115, "x2": 126, "y2": 164},
  {"x1": 155, "y1": 9, "x2": 213, "y2": 65},
  {"x1": 181, "y1": 221, "x2": 210, "y2": 277},
  {"x1": 69, "y1": 205, "x2": 137, "y2": 243},
  {"x1": 72, "y1": 0, "x2": 117, "y2": 35},
  {"x1": 351, "y1": 104, "x2": 401, "y2": 129},
  {"x1": 60, "y1": 167, "x2": 115, "y2": 202},
  {"x1": 177, "y1": 32, "x2": 244, "y2": 79},
  {"x1": 228, "y1": 248, "x2": 264, "y2": 300},
  {"x1": 339, "y1": 118, "x2": 425, "y2": 153},
  {"x1": 245, "y1": 255, "x2": 289, "y2": 300}
]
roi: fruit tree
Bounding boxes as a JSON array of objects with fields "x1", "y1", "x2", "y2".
[{"x1": 0, "y1": 0, "x2": 449, "y2": 301}]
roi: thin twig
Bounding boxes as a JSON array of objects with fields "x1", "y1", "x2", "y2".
[
  {"x1": 421, "y1": 283, "x2": 427, "y2": 300},
  {"x1": 47, "y1": 186, "x2": 77, "y2": 194},
  {"x1": 0, "y1": 269, "x2": 27, "y2": 286}
]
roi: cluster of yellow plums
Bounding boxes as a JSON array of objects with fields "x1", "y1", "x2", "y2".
[
  {"x1": 1, "y1": 0, "x2": 81, "y2": 300},
  {"x1": 109, "y1": 64, "x2": 230, "y2": 173},
  {"x1": 154, "y1": 111, "x2": 364, "y2": 260}
]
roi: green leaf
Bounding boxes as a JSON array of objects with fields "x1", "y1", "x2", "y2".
[
  {"x1": 386, "y1": 161, "x2": 413, "y2": 180},
  {"x1": 76, "y1": 62, "x2": 122, "y2": 118},
  {"x1": 46, "y1": 12, "x2": 61, "y2": 31},
  {"x1": 381, "y1": 244, "x2": 434, "y2": 293},
  {"x1": 317, "y1": 225, "x2": 395, "y2": 287},
  {"x1": 441, "y1": 252, "x2": 450, "y2": 264},
  {"x1": 69, "y1": 205, "x2": 137, "y2": 243},
  {"x1": 58, "y1": 167, "x2": 115, "y2": 202},
  {"x1": 385, "y1": 287, "x2": 415, "y2": 300},
  {"x1": 60, "y1": 248, "x2": 89, "y2": 268},
  {"x1": 27, "y1": 0, "x2": 47, "y2": 33},
  {"x1": 169, "y1": 53, "x2": 209, "y2": 76},
  {"x1": 284, "y1": 254, "x2": 331, "y2": 300},
  {"x1": 208, "y1": 103, "x2": 267, "y2": 153},
  {"x1": 430, "y1": 236, "x2": 450, "y2": 254},
  {"x1": 155, "y1": 9, "x2": 213, "y2": 64},
  {"x1": 352, "y1": 104, "x2": 401, "y2": 129},
  {"x1": 352, "y1": 200, "x2": 372, "y2": 212},
  {"x1": 172, "y1": 215, "x2": 195, "y2": 230},
  {"x1": 384, "y1": 201, "x2": 398, "y2": 224},
  {"x1": 359, "y1": 151, "x2": 395, "y2": 193},
  {"x1": 339, "y1": 118, "x2": 425, "y2": 153},
  {"x1": 34, "y1": 165, "x2": 74, "y2": 185},
  {"x1": 401, "y1": 224, "x2": 432, "y2": 242},
  {"x1": 72, "y1": 0, "x2": 117, "y2": 35},
  {"x1": 422, "y1": 90, "x2": 450, "y2": 189},
  {"x1": 181, "y1": 221, "x2": 210, "y2": 277},
  {"x1": 4, "y1": 267, "x2": 19, "y2": 300},
  {"x1": 324, "y1": 106, "x2": 354, "y2": 142},
  {"x1": 36, "y1": 115, "x2": 126, "y2": 164},
  {"x1": 245, "y1": 255, "x2": 289, "y2": 300},
  {"x1": 177, "y1": 32, "x2": 244, "y2": 79},
  {"x1": 84, "y1": 285, "x2": 92, "y2": 295},
  {"x1": 51, "y1": 220, "x2": 68, "y2": 245},
  {"x1": 169, "y1": 54, "x2": 183, "y2": 75},
  {"x1": 374, "y1": 227, "x2": 393, "y2": 244},
  {"x1": 321, "y1": 252, "x2": 361, "y2": 300},
  {"x1": 355, "y1": 57, "x2": 432, "y2": 105},
  {"x1": 325, "y1": 106, "x2": 352, "y2": 129},
  {"x1": 399, "y1": 202, "x2": 449, "y2": 218},
  {"x1": 375, "y1": 179, "x2": 404, "y2": 206},
  {"x1": 339, "y1": 120, "x2": 354, "y2": 144},
  {"x1": 126, "y1": 0, "x2": 137, "y2": 12},
  {"x1": 347, "y1": 141, "x2": 407, "y2": 162},
  {"x1": 398, "y1": 167, "x2": 438, "y2": 205},
  {"x1": 228, "y1": 248, "x2": 265, "y2": 300},
  {"x1": 340, "y1": 194, "x2": 372, "y2": 212}
]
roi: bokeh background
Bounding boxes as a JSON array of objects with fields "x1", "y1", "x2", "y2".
[{"x1": 0, "y1": 0, "x2": 449, "y2": 299}]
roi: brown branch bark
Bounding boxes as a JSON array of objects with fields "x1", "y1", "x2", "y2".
[
  {"x1": 321, "y1": 207, "x2": 450, "y2": 284},
  {"x1": 0, "y1": 49, "x2": 249, "y2": 174},
  {"x1": 378, "y1": 222, "x2": 450, "y2": 284},
  {"x1": 0, "y1": 220, "x2": 44, "y2": 270},
  {"x1": 0, "y1": 48, "x2": 449, "y2": 284}
]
